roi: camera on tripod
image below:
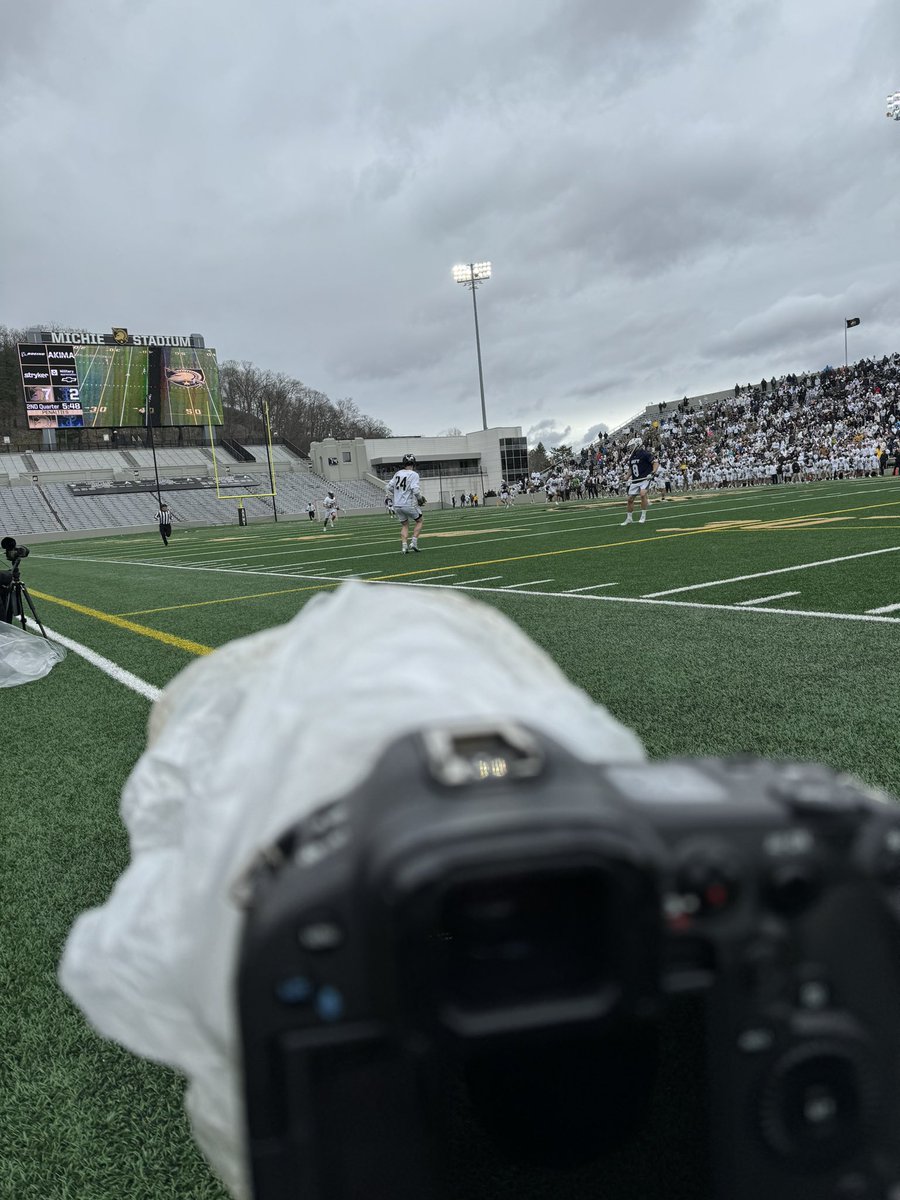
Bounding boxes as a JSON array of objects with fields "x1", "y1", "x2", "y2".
[
  {"x1": 238, "y1": 722, "x2": 900, "y2": 1200},
  {"x1": 2, "y1": 536, "x2": 30, "y2": 565},
  {"x1": 1, "y1": 535, "x2": 46, "y2": 635}
]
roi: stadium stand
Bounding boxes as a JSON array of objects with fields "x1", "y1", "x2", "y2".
[
  {"x1": 591, "y1": 354, "x2": 900, "y2": 491},
  {"x1": 0, "y1": 485, "x2": 63, "y2": 535},
  {"x1": 242, "y1": 444, "x2": 303, "y2": 464},
  {"x1": 6, "y1": 354, "x2": 896, "y2": 533},
  {"x1": 0, "y1": 449, "x2": 387, "y2": 534},
  {"x1": 29, "y1": 451, "x2": 131, "y2": 474},
  {"x1": 0, "y1": 453, "x2": 38, "y2": 481}
]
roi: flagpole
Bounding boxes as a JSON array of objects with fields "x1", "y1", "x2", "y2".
[{"x1": 844, "y1": 317, "x2": 860, "y2": 370}]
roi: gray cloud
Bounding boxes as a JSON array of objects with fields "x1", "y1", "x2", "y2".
[{"x1": 1, "y1": 0, "x2": 899, "y2": 442}]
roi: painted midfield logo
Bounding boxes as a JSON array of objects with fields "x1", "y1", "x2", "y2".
[{"x1": 166, "y1": 367, "x2": 206, "y2": 388}]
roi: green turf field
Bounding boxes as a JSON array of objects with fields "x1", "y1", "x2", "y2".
[
  {"x1": 75, "y1": 344, "x2": 150, "y2": 427},
  {"x1": 3, "y1": 477, "x2": 900, "y2": 1198}
]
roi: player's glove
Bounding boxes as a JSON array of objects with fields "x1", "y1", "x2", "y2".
[{"x1": 417, "y1": 494, "x2": 427, "y2": 505}]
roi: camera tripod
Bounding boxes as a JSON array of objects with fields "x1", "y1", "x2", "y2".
[{"x1": 1, "y1": 563, "x2": 49, "y2": 639}]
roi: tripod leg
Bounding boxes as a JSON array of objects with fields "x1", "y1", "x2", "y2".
[{"x1": 18, "y1": 583, "x2": 49, "y2": 640}]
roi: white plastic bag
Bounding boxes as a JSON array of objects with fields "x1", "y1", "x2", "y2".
[
  {"x1": 59, "y1": 581, "x2": 646, "y2": 1198},
  {"x1": 0, "y1": 620, "x2": 66, "y2": 687}
]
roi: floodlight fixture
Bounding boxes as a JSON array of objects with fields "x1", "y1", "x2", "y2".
[
  {"x1": 452, "y1": 262, "x2": 493, "y2": 430},
  {"x1": 452, "y1": 262, "x2": 492, "y2": 284},
  {"x1": 887, "y1": 91, "x2": 900, "y2": 120}
]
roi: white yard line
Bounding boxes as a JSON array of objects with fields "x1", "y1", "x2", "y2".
[
  {"x1": 464, "y1": 575, "x2": 504, "y2": 584},
  {"x1": 501, "y1": 578, "x2": 554, "y2": 589},
  {"x1": 410, "y1": 573, "x2": 457, "y2": 583},
  {"x1": 642, "y1": 545, "x2": 900, "y2": 598},
  {"x1": 379, "y1": 581, "x2": 900, "y2": 626},
  {"x1": 565, "y1": 583, "x2": 618, "y2": 592},
  {"x1": 41, "y1": 483, "x2": 897, "y2": 576},
  {"x1": 735, "y1": 591, "x2": 800, "y2": 606},
  {"x1": 38, "y1": 553, "x2": 352, "y2": 585},
  {"x1": 44, "y1": 625, "x2": 161, "y2": 701},
  {"x1": 866, "y1": 600, "x2": 900, "y2": 615}
]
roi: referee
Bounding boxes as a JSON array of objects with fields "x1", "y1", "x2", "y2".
[{"x1": 154, "y1": 501, "x2": 172, "y2": 546}]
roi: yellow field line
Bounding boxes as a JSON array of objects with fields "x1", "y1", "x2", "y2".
[
  {"x1": 35, "y1": 496, "x2": 900, "y2": 628},
  {"x1": 117, "y1": 580, "x2": 340, "y2": 616},
  {"x1": 370, "y1": 496, "x2": 900, "y2": 581},
  {"x1": 369, "y1": 526, "x2": 722, "y2": 580},
  {"x1": 29, "y1": 589, "x2": 214, "y2": 655}
]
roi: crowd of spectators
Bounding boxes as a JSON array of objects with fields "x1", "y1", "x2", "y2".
[{"x1": 591, "y1": 353, "x2": 900, "y2": 492}]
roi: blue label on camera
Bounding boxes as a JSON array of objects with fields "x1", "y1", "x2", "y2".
[
  {"x1": 275, "y1": 975, "x2": 314, "y2": 1005},
  {"x1": 316, "y1": 985, "x2": 344, "y2": 1022}
]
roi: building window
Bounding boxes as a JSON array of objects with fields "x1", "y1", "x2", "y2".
[
  {"x1": 499, "y1": 436, "x2": 528, "y2": 482},
  {"x1": 327, "y1": 456, "x2": 338, "y2": 466},
  {"x1": 342, "y1": 451, "x2": 352, "y2": 463}
]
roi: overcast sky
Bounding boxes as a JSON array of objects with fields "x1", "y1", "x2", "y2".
[{"x1": 2, "y1": 0, "x2": 899, "y2": 448}]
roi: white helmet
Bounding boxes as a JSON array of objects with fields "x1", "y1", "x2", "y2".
[{"x1": 627, "y1": 437, "x2": 642, "y2": 449}]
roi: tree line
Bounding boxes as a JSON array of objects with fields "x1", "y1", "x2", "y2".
[
  {"x1": 0, "y1": 326, "x2": 391, "y2": 453},
  {"x1": 218, "y1": 359, "x2": 390, "y2": 450}
]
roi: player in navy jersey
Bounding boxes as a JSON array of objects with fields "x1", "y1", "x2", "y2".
[{"x1": 621, "y1": 438, "x2": 659, "y2": 526}]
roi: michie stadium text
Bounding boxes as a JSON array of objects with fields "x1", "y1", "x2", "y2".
[{"x1": 48, "y1": 332, "x2": 193, "y2": 346}]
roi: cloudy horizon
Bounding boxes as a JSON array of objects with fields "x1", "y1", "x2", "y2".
[{"x1": 2, "y1": 0, "x2": 899, "y2": 450}]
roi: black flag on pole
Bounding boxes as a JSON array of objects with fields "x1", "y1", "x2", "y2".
[{"x1": 846, "y1": 317, "x2": 861, "y2": 328}]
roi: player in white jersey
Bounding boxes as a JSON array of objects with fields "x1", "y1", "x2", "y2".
[
  {"x1": 322, "y1": 492, "x2": 339, "y2": 532},
  {"x1": 385, "y1": 453, "x2": 424, "y2": 552}
]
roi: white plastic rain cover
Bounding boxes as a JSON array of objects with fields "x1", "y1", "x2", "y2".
[
  {"x1": 59, "y1": 581, "x2": 646, "y2": 1198},
  {"x1": 0, "y1": 620, "x2": 66, "y2": 687}
]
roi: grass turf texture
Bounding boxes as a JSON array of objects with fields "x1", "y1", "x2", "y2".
[{"x1": 3, "y1": 477, "x2": 900, "y2": 1198}]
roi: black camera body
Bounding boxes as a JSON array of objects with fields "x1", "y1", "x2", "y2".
[
  {"x1": 1, "y1": 536, "x2": 29, "y2": 564},
  {"x1": 238, "y1": 725, "x2": 900, "y2": 1200}
]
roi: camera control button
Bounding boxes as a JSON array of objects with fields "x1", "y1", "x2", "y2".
[
  {"x1": 736, "y1": 1026, "x2": 775, "y2": 1054},
  {"x1": 797, "y1": 979, "x2": 831, "y2": 1011},
  {"x1": 872, "y1": 827, "x2": 900, "y2": 886},
  {"x1": 675, "y1": 845, "x2": 741, "y2": 915},
  {"x1": 759, "y1": 1042, "x2": 870, "y2": 1167},
  {"x1": 275, "y1": 975, "x2": 314, "y2": 1005},
  {"x1": 315, "y1": 985, "x2": 344, "y2": 1022},
  {"x1": 298, "y1": 920, "x2": 344, "y2": 952},
  {"x1": 833, "y1": 1173, "x2": 875, "y2": 1199},
  {"x1": 765, "y1": 861, "x2": 821, "y2": 915},
  {"x1": 771, "y1": 776, "x2": 862, "y2": 815}
]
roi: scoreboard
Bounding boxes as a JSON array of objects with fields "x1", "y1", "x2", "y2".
[{"x1": 17, "y1": 338, "x2": 222, "y2": 429}]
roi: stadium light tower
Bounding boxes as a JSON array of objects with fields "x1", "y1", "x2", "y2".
[
  {"x1": 452, "y1": 261, "x2": 491, "y2": 430},
  {"x1": 887, "y1": 91, "x2": 900, "y2": 120}
]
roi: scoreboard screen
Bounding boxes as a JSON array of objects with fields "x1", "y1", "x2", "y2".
[
  {"x1": 77, "y1": 344, "x2": 149, "y2": 426},
  {"x1": 157, "y1": 346, "x2": 223, "y2": 426},
  {"x1": 19, "y1": 344, "x2": 84, "y2": 428},
  {"x1": 18, "y1": 342, "x2": 222, "y2": 428}
]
